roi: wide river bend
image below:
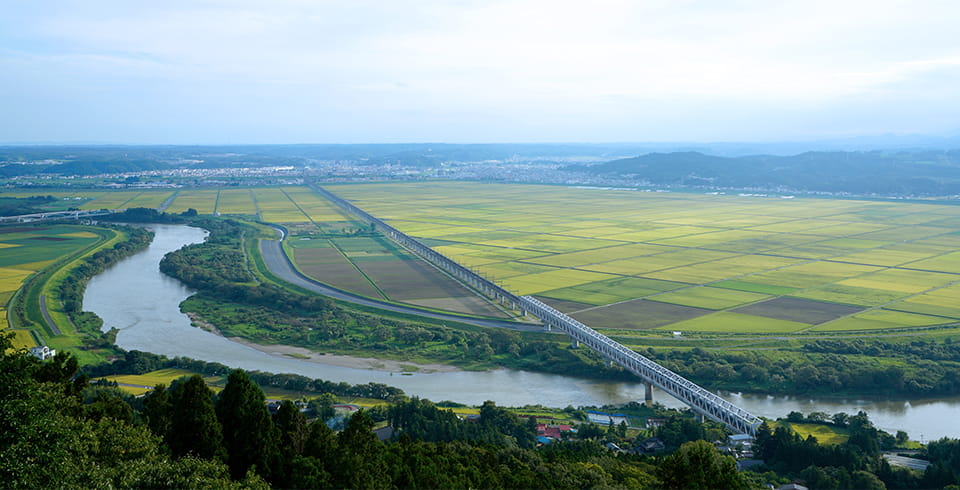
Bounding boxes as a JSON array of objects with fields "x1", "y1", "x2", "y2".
[{"x1": 84, "y1": 224, "x2": 960, "y2": 440}]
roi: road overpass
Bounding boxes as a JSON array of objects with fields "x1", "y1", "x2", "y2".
[{"x1": 314, "y1": 184, "x2": 764, "y2": 435}]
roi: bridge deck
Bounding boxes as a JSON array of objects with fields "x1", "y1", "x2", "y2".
[{"x1": 313, "y1": 184, "x2": 762, "y2": 435}]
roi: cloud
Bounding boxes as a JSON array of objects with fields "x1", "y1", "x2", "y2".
[{"x1": 2, "y1": 0, "x2": 959, "y2": 143}]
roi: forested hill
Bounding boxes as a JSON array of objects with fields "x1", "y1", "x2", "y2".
[{"x1": 563, "y1": 150, "x2": 960, "y2": 195}]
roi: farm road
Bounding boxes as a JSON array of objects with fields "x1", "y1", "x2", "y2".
[
  {"x1": 259, "y1": 238, "x2": 543, "y2": 333},
  {"x1": 39, "y1": 295, "x2": 62, "y2": 335}
]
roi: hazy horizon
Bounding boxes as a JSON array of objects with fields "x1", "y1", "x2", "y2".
[{"x1": 4, "y1": 1, "x2": 959, "y2": 145}]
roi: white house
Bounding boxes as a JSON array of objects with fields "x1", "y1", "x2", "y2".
[{"x1": 29, "y1": 345, "x2": 56, "y2": 360}]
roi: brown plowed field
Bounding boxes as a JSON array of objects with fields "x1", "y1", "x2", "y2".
[
  {"x1": 571, "y1": 299, "x2": 712, "y2": 330},
  {"x1": 732, "y1": 297, "x2": 864, "y2": 324}
]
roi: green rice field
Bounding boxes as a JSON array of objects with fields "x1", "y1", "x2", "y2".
[
  {"x1": 327, "y1": 182, "x2": 960, "y2": 334},
  {"x1": 0, "y1": 224, "x2": 106, "y2": 350},
  {"x1": 14, "y1": 183, "x2": 960, "y2": 336}
]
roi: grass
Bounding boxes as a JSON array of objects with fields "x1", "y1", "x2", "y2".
[
  {"x1": 654, "y1": 311, "x2": 810, "y2": 333},
  {"x1": 105, "y1": 368, "x2": 200, "y2": 387},
  {"x1": 0, "y1": 224, "x2": 123, "y2": 360},
  {"x1": 165, "y1": 190, "x2": 219, "y2": 214},
  {"x1": 538, "y1": 276, "x2": 686, "y2": 306},
  {"x1": 838, "y1": 269, "x2": 960, "y2": 294},
  {"x1": 711, "y1": 280, "x2": 798, "y2": 295},
  {"x1": 886, "y1": 301, "x2": 960, "y2": 319},
  {"x1": 324, "y1": 181, "x2": 960, "y2": 333},
  {"x1": 252, "y1": 188, "x2": 310, "y2": 222},
  {"x1": 646, "y1": 287, "x2": 771, "y2": 310},
  {"x1": 502, "y1": 269, "x2": 617, "y2": 296},
  {"x1": 790, "y1": 284, "x2": 910, "y2": 307},
  {"x1": 773, "y1": 421, "x2": 850, "y2": 445},
  {"x1": 902, "y1": 251, "x2": 960, "y2": 274},
  {"x1": 215, "y1": 189, "x2": 259, "y2": 214},
  {"x1": 32, "y1": 183, "x2": 960, "y2": 338},
  {"x1": 812, "y1": 309, "x2": 955, "y2": 332}
]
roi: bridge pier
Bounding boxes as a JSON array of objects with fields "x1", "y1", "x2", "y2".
[
  {"x1": 571, "y1": 339, "x2": 579, "y2": 349},
  {"x1": 315, "y1": 185, "x2": 763, "y2": 436},
  {"x1": 644, "y1": 383, "x2": 653, "y2": 404}
]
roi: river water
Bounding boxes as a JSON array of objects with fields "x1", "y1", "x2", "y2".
[{"x1": 84, "y1": 224, "x2": 960, "y2": 440}]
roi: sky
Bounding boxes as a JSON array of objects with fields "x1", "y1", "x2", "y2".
[{"x1": 2, "y1": 0, "x2": 959, "y2": 144}]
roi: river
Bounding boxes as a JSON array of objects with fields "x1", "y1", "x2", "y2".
[{"x1": 84, "y1": 223, "x2": 960, "y2": 441}]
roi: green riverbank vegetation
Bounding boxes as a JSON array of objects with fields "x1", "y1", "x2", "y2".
[
  {"x1": 161, "y1": 215, "x2": 629, "y2": 379},
  {"x1": 4, "y1": 221, "x2": 153, "y2": 363},
  {"x1": 5, "y1": 333, "x2": 960, "y2": 488},
  {"x1": 156, "y1": 211, "x2": 960, "y2": 398}
]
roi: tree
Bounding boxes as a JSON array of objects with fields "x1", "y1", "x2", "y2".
[
  {"x1": 657, "y1": 440, "x2": 748, "y2": 490},
  {"x1": 303, "y1": 419, "x2": 338, "y2": 463},
  {"x1": 308, "y1": 393, "x2": 337, "y2": 421},
  {"x1": 216, "y1": 370, "x2": 280, "y2": 482},
  {"x1": 142, "y1": 383, "x2": 172, "y2": 440},
  {"x1": 276, "y1": 400, "x2": 307, "y2": 459},
  {"x1": 169, "y1": 375, "x2": 225, "y2": 461},
  {"x1": 896, "y1": 430, "x2": 909, "y2": 445},
  {"x1": 335, "y1": 410, "x2": 388, "y2": 489}
]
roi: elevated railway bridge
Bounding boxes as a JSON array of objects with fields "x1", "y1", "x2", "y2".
[
  {"x1": 313, "y1": 184, "x2": 764, "y2": 435},
  {"x1": 0, "y1": 208, "x2": 118, "y2": 223}
]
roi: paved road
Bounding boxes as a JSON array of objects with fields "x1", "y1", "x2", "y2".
[
  {"x1": 38, "y1": 295, "x2": 62, "y2": 335},
  {"x1": 259, "y1": 238, "x2": 544, "y2": 332},
  {"x1": 883, "y1": 454, "x2": 931, "y2": 472}
]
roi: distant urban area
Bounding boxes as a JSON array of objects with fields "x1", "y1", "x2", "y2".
[{"x1": 3, "y1": 143, "x2": 960, "y2": 199}]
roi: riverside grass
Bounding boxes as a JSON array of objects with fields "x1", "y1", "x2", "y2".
[{"x1": 0, "y1": 224, "x2": 110, "y2": 350}]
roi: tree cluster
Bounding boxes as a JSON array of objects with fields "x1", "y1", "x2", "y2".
[
  {"x1": 642, "y1": 346, "x2": 960, "y2": 397},
  {"x1": 84, "y1": 349, "x2": 405, "y2": 400},
  {"x1": 566, "y1": 150, "x2": 960, "y2": 196},
  {"x1": 753, "y1": 411, "x2": 954, "y2": 489},
  {"x1": 160, "y1": 215, "x2": 624, "y2": 378},
  {"x1": 1, "y1": 335, "x2": 673, "y2": 488},
  {"x1": 0, "y1": 195, "x2": 57, "y2": 216}
]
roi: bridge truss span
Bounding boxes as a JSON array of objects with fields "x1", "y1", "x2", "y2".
[
  {"x1": 314, "y1": 184, "x2": 763, "y2": 435},
  {"x1": 0, "y1": 208, "x2": 118, "y2": 224},
  {"x1": 519, "y1": 296, "x2": 762, "y2": 435}
]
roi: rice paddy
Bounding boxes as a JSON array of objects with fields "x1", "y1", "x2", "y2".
[
  {"x1": 326, "y1": 182, "x2": 960, "y2": 334},
  {"x1": 0, "y1": 224, "x2": 107, "y2": 350},
  {"x1": 13, "y1": 183, "x2": 960, "y2": 336}
]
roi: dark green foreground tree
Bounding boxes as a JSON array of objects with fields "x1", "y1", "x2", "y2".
[
  {"x1": 216, "y1": 369, "x2": 281, "y2": 481},
  {"x1": 0, "y1": 333, "x2": 260, "y2": 488},
  {"x1": 657, "y1": 440, "x2": 748, "y2": 490}
]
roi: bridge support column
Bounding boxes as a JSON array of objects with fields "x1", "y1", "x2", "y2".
[
  {"x1": 571, "y1": 339, "x2": 579, "y2": 349},
  {"x1": 694, "y1": 413, "x2": 704, "y2": 423},
  {"x1": 644, "y1": 383, "x2": 653, "y2": 404},
  {"x1": 544, "y1": 323, "x2": 552, "y2": 332}
]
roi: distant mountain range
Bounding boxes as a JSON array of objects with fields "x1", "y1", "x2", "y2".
[
  {"x1": 563, "y1": 150, "x2": 960, "y2": 196},
  {"x1": 4, "y1": 143, "x2": 960, "y2": 196}
]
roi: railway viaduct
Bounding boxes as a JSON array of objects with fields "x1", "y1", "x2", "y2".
[
  {"x1": 313, "y1": 184, "x2": 764, "y2": 435},
  {"x1": 0, "y1": 208, "x2": 118, "y2": 223}
]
